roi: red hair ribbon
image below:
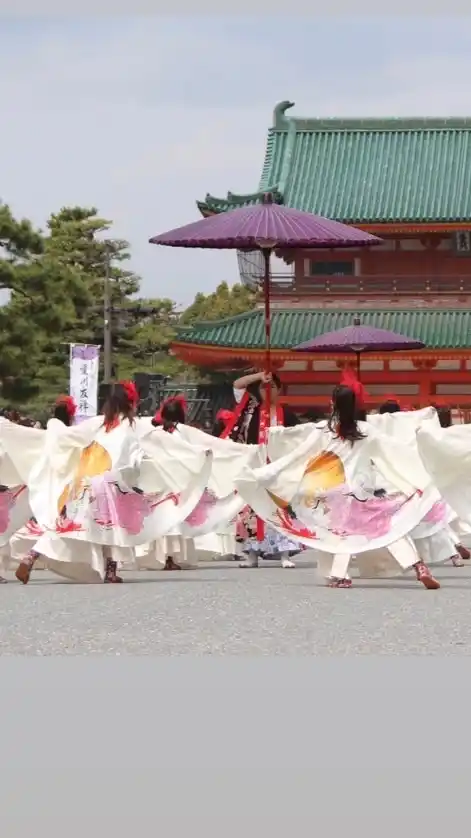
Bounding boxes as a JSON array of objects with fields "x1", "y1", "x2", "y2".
[
  {"x1": 216, "y1": 408, "x2": 235, "y2": 426},
  {"x1": 168, "y1": 393, "x2": 187, "y2": 410},
  {"x1": 340, "y1": 367, "x2": 367, "y2": 408},
  {"x1": 383, "y1": 393, "x2": 402, "y2": 408},
  {"x1": 120, "y1": 380, "x2": 139, "y2": 407},
  {"x1": 56, "y1": 395, "x2": 77, "y2": 419},
  {"x1": 156, "y1": 393, "x2": 187, "y2": 416}
]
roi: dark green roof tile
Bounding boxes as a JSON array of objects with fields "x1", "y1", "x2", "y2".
[
  {"x1": 175, "y1": 309, "x2": 471, "y2": 350},
  {"x1": 197, "y1": 102, "x2": 471, "y2": 224}
]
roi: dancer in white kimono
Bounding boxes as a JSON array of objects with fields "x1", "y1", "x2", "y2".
[
  {"x1": 16, "y1": 381, "x2": 211, "y2": 584},
  {"x1": 368, "y1": 399, "x2": 469, "y2": 568},
  {"x1": 136, "y1": 402, "x2": 265, "y2": 568},
  {"x1": 135, "y1": 394, "x2": 196, "y2": 571},
  {"x1": 416, "y1": 416, "x2": 471, "y2": 534},
  {"x1": 235, "y1": 381, "x2": 441, "y2": 589},
  {"x1": 0, "y1": 414, "x2": 45, "y2": 583},
  {"x1": 14, "y1": 395, "x2": 78, "y2": 584}
]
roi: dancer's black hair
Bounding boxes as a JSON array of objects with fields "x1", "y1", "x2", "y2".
[
  {"x1": 102, "y1": 382, "x2": 136, "y2": 430},
  {"x1": 328, "y1": 385, "x2": 366, "y2": 445},
  {"x1": 53, "y1": 403, "x2": 73, "y2": 427},
  {"x1": 379, "y1": 399, "x2": 401, "y2": 414},
  {"x1": 161, "y1": 399, "x2": 185, "y2": 432},
  {"x1": 436, "y1": 406, "x2": 452, "y2": 428},
  {"x1": 212, "y1": 418, "x2": 225, "y2": 437}
]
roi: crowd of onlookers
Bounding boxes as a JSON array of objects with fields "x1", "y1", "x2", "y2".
[{"x1": 0, "y1": 408, "x2": 43, "y2": 428}]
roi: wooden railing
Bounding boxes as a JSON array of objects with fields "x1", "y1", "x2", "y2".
[{"x1": 268, "y1": 274, "x2": 471, "y2": 296}]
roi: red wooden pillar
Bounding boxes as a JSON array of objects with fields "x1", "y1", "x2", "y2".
[{"x1": 414, "y1": 359, "x2": 435, "y2": 407}]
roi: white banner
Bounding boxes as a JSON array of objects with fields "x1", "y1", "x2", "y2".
[{"x1": 69, "y1": 344, "x2": 100, "y2": 423}]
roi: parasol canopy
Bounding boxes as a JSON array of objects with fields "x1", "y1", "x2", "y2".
[
  {"x1": 150, "y1": 195, "x2": 382, "y2": 417},
  {"x1": 149, "y1": 193, "x2": 382, "y2": 250},
  {"x1": 293, "y1": 317, "x2": 425, "y2": 353}
]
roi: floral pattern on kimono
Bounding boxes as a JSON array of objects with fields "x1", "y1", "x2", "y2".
[
  {"x1": 54, "y1": 438, "x2": 180, "y2": 538},
  {"x1": 0, "y1": 485, "x2": 27, "y2": 535},
  {"x1": 184, "y1": 488, "x2": 218, "y2": 528},
  {"x1": 58, "y1": 472, "x2": 178, "y2": 538},
  {"x1": 318, "y1": 484, "x2": 407, "y2": 539}
]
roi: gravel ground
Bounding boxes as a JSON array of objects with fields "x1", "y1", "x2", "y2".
[{"x1": 1, "y1": 558, "x2": 471, "y2": 655}]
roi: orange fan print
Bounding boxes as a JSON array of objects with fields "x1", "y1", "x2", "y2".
[
  {"x1": 267, "y1": 451, "x2": 345, "y2": 511},
  {"x1": 300, "y1": 450, "x2": 345, "y2": 507},
  {"x1": 57, "y1": 441, "x2": 112, "y2": 514}
]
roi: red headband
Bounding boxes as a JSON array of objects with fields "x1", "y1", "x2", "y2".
[
  {"x1": 159, "y1": 393, "x2": 187, "y2": 413},
  {"x1": 120, "y1": 380, "x2": 139, "y2": 407},
  {"x1": 56, "y1": 395, "x2": 77, "y2": 419},
  {"x1": 153, "y1": 393, "x2": 187, "y2": 425},
  {"x1": 383, "y1": 393, "x2": 403, "y2": 407},
  {"x1": 168, "y1": 394, "x2": 187, "y2": 410}
]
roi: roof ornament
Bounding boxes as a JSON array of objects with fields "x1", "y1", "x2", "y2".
[{"x1": 273, "y1": 100, "x2": 295, "y2": 128}]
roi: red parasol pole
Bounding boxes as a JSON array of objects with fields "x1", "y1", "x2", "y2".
[
  {"x1": 354, "y1": 350, "x2": 361, "y2": 381},
  {"x1": 262, "y1": 247, "x2": 272, "y2": 416}
]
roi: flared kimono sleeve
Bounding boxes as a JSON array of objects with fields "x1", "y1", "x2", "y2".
[
  {"x1": 0, "y1": 421, "x2": 45, "y2": 485},
  {"x1": 367, "y1": 407, "x2": 439, "y2": 445},
  {"x1": 416, "y1": 422, "x2": 471, "y2": 488},
  {"x1": 240, "y1": 423, "x2": 328, "y2": 503},
  {"x1": 136, "y1": 427, "x2": 213, "y2": 496},
  {"x1": 267, "y1": 423, "x2": 317, "y2": 462},
  {"x1": 369, "y1": 429, "x2": 433, "y2": 496}
]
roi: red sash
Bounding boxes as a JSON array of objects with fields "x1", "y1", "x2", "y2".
[{"x1": 221, "y1": 391, "x2": 284, "y2": 539}]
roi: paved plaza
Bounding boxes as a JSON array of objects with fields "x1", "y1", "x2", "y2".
[{"x1": 1, "y1": 557, "x2": 471, "y2": 655}]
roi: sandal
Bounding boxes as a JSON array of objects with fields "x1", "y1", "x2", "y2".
[
  {"x1": 414, "y1": 561, "x2": 440, "y2": 590},
  {"x1": 104, "y1": 559, "x2": 123, "y2": 583},
  {"x1": 326, "y1": 576, "x2": 352, "y2": 588},
  {"x1": 163, "y1": 557, "x2": 182, "y2": 571}
]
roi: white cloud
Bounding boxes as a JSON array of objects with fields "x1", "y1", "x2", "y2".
[{"x1": 2, "y1": 17, "x2": 471, "y2": 304}]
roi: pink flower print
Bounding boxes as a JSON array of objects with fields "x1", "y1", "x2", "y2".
[
  {"x1": 423, "y1": 499, "x2": 448, "y2": 525},
  {"x1": 184, "y1": 489, "x2": 218, "y2": 527},
  {"x1": 89, "y1": 474, "x2": 154, "y2": 536},
  {"x1": 26, "y1": 518, "x2": 44, "y2": 537},
  {"x1": 0, "y1": 488, "x2": 17, "y2": 535},
  {"x1": 323, "y1": 487, "x2": 405, "y2": 540}
]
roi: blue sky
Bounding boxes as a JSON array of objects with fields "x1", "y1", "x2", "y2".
[{"x1": 1, "y1": 16, "x2": 471, "y2": 306}]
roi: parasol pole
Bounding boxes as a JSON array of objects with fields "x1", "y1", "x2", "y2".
[
  {"x1": 354, "y1": 351, "x2": 361, "y2": 381},
  {"x1": 262, "y1": 247, "x2": 272, "y2": 416},
  {"x1": 256, "y1": 243, "x2": 274, "y2": 544},
  {"x1": 351, "y1": 318, "x2": 365, "y2": 383}
]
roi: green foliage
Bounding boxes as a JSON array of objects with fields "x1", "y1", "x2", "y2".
[
  {"x1": 180, "y1": 281, "x2": 257, "y2": 324},
  {"x1": 0, "y1": 204, "x2": 257, "y2": 416}
]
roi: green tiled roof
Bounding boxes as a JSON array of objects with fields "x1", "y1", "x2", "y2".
[
  {"x1": 175, "y1": 308, "x2": 471, "y2": 350},
  {"x1": 197, "y1": 101, "x2": 471, "y2": 224}
]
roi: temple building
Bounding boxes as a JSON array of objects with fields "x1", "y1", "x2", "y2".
[{"x1": 172, "y1": 100, "x2": 471, "y2": 416}]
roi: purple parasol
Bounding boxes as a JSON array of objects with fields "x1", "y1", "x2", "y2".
[
  {"x1": 294, "y1": 317, "x2": 425, "y2": 378},
  {"x1": 149, "y1": 194, "x2": 381, "y2": 251},
  {"x1": 150, "y1": 194, "x2": 381, "y2": 411}
]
